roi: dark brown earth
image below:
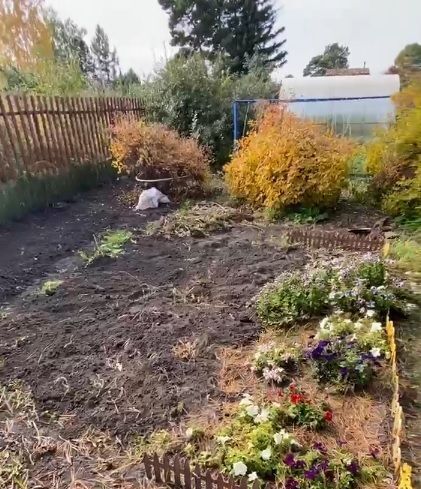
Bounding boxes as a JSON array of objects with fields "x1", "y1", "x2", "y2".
[
  {"x1": 0, "y1": 184, "x2": 311, "y2": 441},
  {"x1": 0, "y1": 182, "x2": 170, "y2": 302}
]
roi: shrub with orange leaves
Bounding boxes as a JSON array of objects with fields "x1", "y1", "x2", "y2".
[
  {"x1": 110, "y1": 118, "x2": 211, "y2": 198},
  {"x1": 224, "y1": 106, "x2": 354, "y2": 212}
]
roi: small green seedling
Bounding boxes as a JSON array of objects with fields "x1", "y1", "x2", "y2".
[
  {"x1": 41, "y1": 280, "x2": 63, "y2": 296},
  {"x1": 80, "y1": 229, "x2": 133, "y2": 265}
]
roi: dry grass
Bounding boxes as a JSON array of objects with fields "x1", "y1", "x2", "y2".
[
  {"x1": 172, "y1": 339, "x2": 200, "y2": 361},
  {"x1": 144, "y1": 202, "x2": 252, "y2": 238}
]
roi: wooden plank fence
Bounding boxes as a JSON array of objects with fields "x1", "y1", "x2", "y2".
[
  {"x1": 0, "y1": 94, "x2": 143, "y2": 183},
  {"x1": 143, "y1": 454, "x2": 263, "y2": 489},
  {"x1": 285, "y1": 227, "x2": 384, "y2": 252}
]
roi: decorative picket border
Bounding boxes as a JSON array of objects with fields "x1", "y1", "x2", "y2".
[
  {"x1": 285, "y1": 227, "x2": 384, "y2": 252},
  {"x1": 142, "y1": 453, "x2": 262, "y2": 489}
]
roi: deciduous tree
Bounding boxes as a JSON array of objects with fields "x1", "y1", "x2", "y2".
[{"x1": 303, "y1": 43, "x2": 349, "y2": 77}]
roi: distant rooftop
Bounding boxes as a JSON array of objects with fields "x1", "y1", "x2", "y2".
[{"x1": 325, "y1": 68, "x2": 370, "y2": 76}]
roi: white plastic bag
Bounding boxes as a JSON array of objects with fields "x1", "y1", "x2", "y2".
[{"x1": 135, "y1": 187, "x2": 170, "y2": 210}]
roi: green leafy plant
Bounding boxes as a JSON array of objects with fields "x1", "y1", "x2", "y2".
[
  {"x1": 315, "y1": 313, "x2": 389, "y2": 357},
  {"x1": 181, "y1": 395, "x2": 378, "y2": 488},
  {"x1": 40, "y1": 279, "x2": 63, "y2": 296},
  {"x1": 256, "y1": 255, "x2": 404, "y2": 327},
  {"x1": 79, "y1": 229, "x2": 133, "y2": 265},
  {"x1": 256, "y1": 269, "x2": 333, "y2": 326},
  {"x1": 284, "y1": 386, "x2": 332, "y2": 430}
]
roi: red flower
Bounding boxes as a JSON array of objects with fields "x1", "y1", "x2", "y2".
[
  {"x1": 290, "y1": 393, "x2": 304, "y2": 404},
  {"x1": 324, "y1": 410, "x2": 333, "y2": 422}
]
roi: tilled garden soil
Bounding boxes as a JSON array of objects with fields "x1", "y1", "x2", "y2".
[{"x1": 0, "y1": 186, "x2": 308, "y2": 441}]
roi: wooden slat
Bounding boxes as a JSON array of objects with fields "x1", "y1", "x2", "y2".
[
  {"x1": 70, "y1": 97, "x2": 88, "y2": 162},
  {"x1": 85, "y1": 97, "x2": 102, "y2": 161},
  {"x1": 153, "y1": 453, "x2": 162, "y2": 483},
  {"x1": 205, "y1": 470, "x2": 213, "y2": 489},
  {"x1": 52, "y1": 96, "x2": 70, "y2": 166},
  {"x1": 173, "y1": 455, "x2": 182, "y2": 486},
  {"x1": 194, "y1": 465, "x2": 202, "y2": 489},
  {"x1": 13, "y1": 95, "x2": 33, "y2": 170},
  {"x1": 20, "y1": 95, "x2": 39, "y2": 166},
  {"x1": 81, "y1": 97, "x2": 99, "y2": 163},
  {"x1": 184, "y1": 458, "x2": 192, "y2": 489},
  {"x1": 64, "y1": 96, "x2": 81, "y2": 163},
  {"x1": 163, "y1": 454, "x2": 172, "y2": 483},
  {"x1": 92, "y1": 97, "x2": 108, "y2": 159},
  {"x1": 143, "y1": 454, "x2": 153, "y2": 479},
  {"x1": 0, "y1": 95, "x2": 19, "y2": 175},
  {"x1": 35, "y1": 95, "x2": 54, "y2": 165},
  {"x1": 4, "y1": 95, "x2": 27, "y2": 172},
  {"x1": 43, "y1": 96, "x2": 62, "y2": 167}
]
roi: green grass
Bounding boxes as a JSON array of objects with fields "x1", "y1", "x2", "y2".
[
  {"x1": 80, "y1": 229, "x2": 133, "y2": 265},
  {"x1": 40, "y1": 279, "x2": 63, "y2": 296},
  {"x1": 389, "y1": 238, "x2": 421, "y2": 275},
  {"x1": 0, "y1": 162, "x2": 117, "y2": 225}
]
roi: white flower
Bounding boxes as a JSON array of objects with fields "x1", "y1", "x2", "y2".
[
  {"x1": 262, "y1": 366, "x2": 284, "y2": 383},
  {"x1": 366, "y1": 310, "x2": 376, "y2": 318},
  {"x1": 185, "y1": 428, "x2": 194, "y2": 440},
  {"x1": 319, "y1": 317, "x2": 329, "y2": 329},
  {"x1": 354, "y1": 321, "x2": 363, "y2": 330},
  {"x1": 239, "y1": 394, "x2": 253, "y2": 407},
  {"x1": 246, "y1": 405, "x2": 259, "y2": 418},
  {"x1": 255, "y1": 408, "x2": 270, "y2": 424},
  {"x1": 248, "y1": 472, "x2": 258, "y2": 482},
  {"x1": 370, "y1": 322, "x2": 383, "y2": 333},
  {"x1": 232, "y1": 461, "x2": 247, "y2": 476},
  {"x1": 355, "y1": 363, "x2": 365, "y2": 372},
  {"x1": 216, "y1": 436, "x2": 231, "y2": 445},
  {"x1": 350, "y1": 334, "x2": 357, "y2": 341},
  {"x1": 273, "y1": 429, "x2": 291, "y2": 445},
  {"x1": 359, "y1": 307, "x2": 366, "y2": 314},
  {"x1": 260, "y1": 448, "x2": 272, "y2": 460},
  {"x1": 370, "y1": 347, "x2": 381, "y2": 358}
]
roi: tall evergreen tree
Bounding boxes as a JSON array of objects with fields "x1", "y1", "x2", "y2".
[
  {"x1": 158, "y1": 0, "x2": 286, "y2": 74},
  {"x1": 90, "y1": 25, "x2": 119, "y2": 84}
]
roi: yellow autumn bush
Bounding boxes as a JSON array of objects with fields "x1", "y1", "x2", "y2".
[
  {"x1": 224, "y1": 106, "x2": 354, "y2": 212},
  {"x1": 110, "y1": 118, "x2": 211, "y2": 197},
  {"x1": 365, "y1": 82, "x2": 421, "y2": 218}
]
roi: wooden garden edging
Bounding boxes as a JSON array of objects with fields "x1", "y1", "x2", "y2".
[
  {"x1": 143, "y1": 453, "x2": 263, "y2": 489},
  {"x1": 285, "y1": 227, "x2": 384, "y2": 252}
]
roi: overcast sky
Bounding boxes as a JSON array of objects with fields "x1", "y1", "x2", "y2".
[{"x1": 47, "y1": 0, "x2": 421, "y2": 79}]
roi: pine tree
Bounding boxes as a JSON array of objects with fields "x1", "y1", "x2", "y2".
[
  {"x1": 90, "y1": 24, "x2": 119, "y2": 85},
  {"x1": 158, "y1": 0, "x2": 286, "y2": 74}
]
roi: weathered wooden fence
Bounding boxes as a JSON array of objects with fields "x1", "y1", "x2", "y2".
[
  {"x1": 285, "y1": 227, "x2": 384, "y2": 252},
  {"x1": 0, "y1": 94, "x2": 143, "y2": 223},
  {"x1": 0, "y1": 94, "x2": 143, "y2": 182}
]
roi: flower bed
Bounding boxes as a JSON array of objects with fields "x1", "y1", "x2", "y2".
[{"x1": 141, "y1": 253, "x2": 407, "y2": 488}]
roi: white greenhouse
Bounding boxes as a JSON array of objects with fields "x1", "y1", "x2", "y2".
[{"x1": 279, "y1": 74, "x2": 400, "y2": 139}]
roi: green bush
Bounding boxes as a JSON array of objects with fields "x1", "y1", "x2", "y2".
[{"x1": 136, "y1": 53, "x2": 278, "y2": 166}]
